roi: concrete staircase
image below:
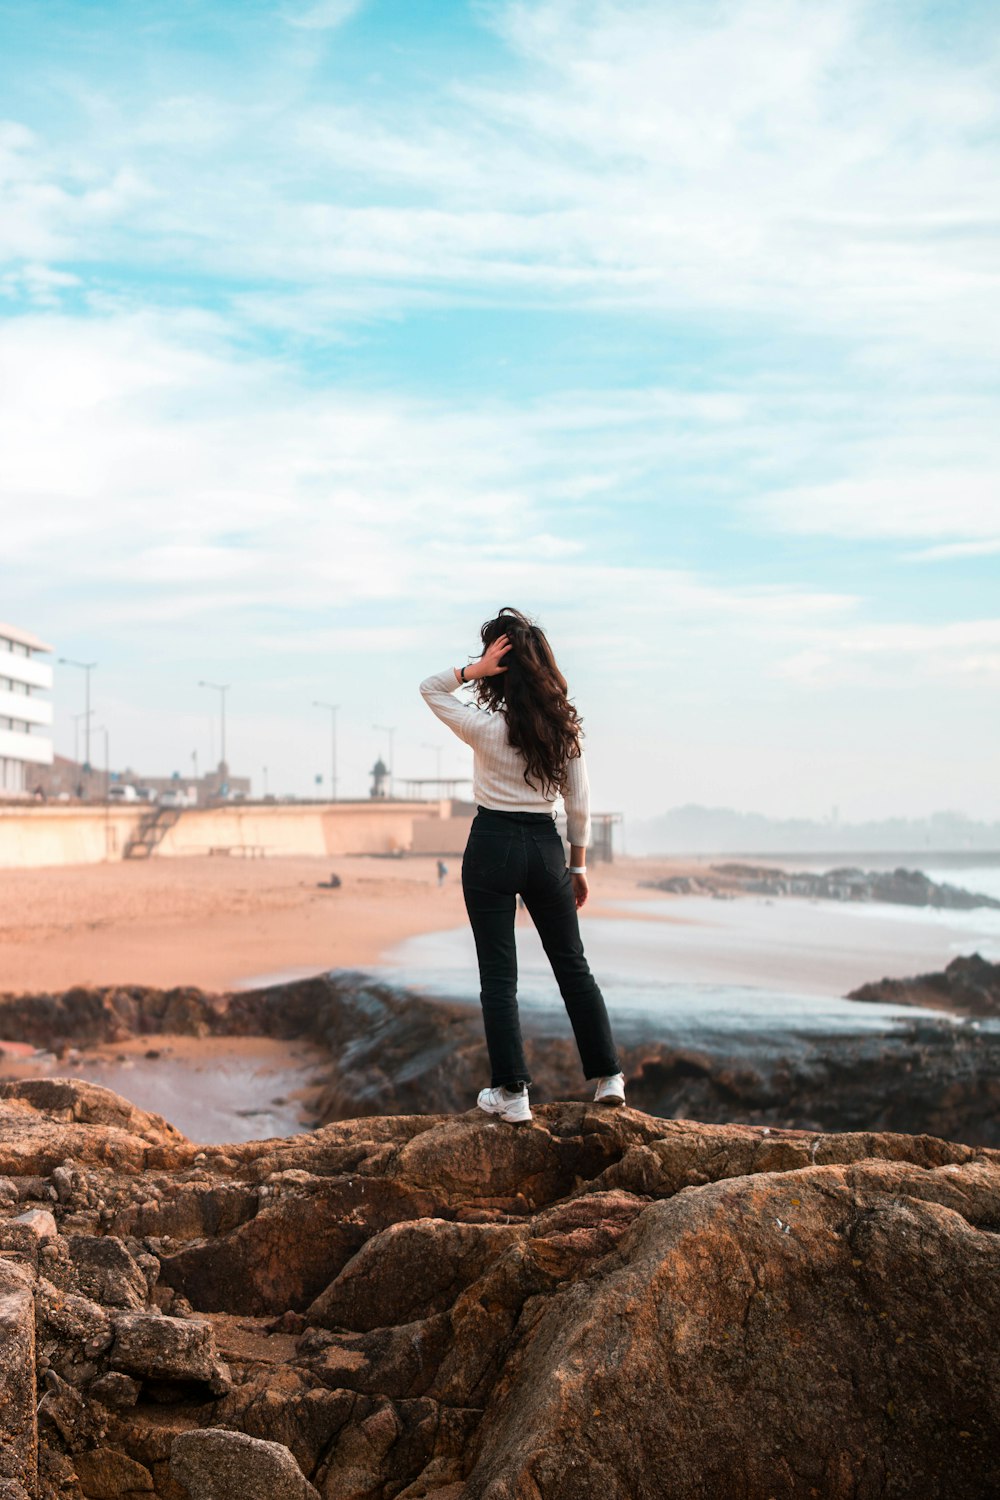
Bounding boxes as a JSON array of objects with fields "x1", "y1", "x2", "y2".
[{"x1": 123, "y1": 806, "x2": 182, "y2": 859}]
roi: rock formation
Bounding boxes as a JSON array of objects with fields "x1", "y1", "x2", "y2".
[
  {"x1": 1, "y1": 1077, "x2": 998, "y2": 1498},
  {"x1": 643, "y1": 863, "x2": 1000, "y2": 909},
  {"x1": 3, "y1": 970, "x2": 1000, "y2": 1147},
  {"x1": 848, "y1": 952, "x2": 1000, "y2": 1020}
]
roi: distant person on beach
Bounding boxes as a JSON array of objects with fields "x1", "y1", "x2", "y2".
[
  {"x1": 436, "y1": 859, "x2": 448, "y2": 887},
  {"x1": 420, "y1": 606, "x2": 625, "y2": 1123}
]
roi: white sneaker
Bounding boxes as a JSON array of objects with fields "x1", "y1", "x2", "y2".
[
  {"x1": 593, "y1": 1073, "x2": 626, "y2": 1107},
  {"x1": 477, "y1": 1085, "x2": 533, "y2": 1124}
]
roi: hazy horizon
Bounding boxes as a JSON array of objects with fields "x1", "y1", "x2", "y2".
[
  {"x1": 627, "y1": 805, "x2": 1000, "y2": 858},
  {"x1": 3, "y1": 1, "x2": 998, "y2": 822}
]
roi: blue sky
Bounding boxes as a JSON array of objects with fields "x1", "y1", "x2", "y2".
[{"x1": 1, "y1": 0, "x2": 998, "y2": 819}]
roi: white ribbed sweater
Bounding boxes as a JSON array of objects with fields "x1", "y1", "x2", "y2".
[{"x1": 419, "y1": 668, "x2": 591, "y2": 847}]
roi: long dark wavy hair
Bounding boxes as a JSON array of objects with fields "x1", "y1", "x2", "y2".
[{"x1": 471, "y1": 607, "x2": 583, "y2": 797}]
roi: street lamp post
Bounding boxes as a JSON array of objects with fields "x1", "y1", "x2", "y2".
[
  {"x1": 373, "y1": 724, "x2": 396, "y2": 799},
  {"x1": 92, "y1": 724, "x2": 111, "y2": 855},
  {"x1": 198, "y1": 681, "x2": 230, "y2": 768},
  {"x1": 313, "y1": 702, "x2": 339, "y2": 801},
  {"x1": 59, "y1": 658, "x2": 97, "y2": 768},
  {"x1": 72, "y1": 711, "x2": 89, "y2": 769}
]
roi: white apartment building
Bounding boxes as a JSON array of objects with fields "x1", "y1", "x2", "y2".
[{"x1": 0, "y1": 622, "x2": 54, "y2": 794}]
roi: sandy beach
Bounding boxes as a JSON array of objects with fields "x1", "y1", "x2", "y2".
[
  {"x1": 0, "y1": 852, "x2": 710, "y2": 995},
  {"x1": 0, "y1": 853, "x2": 475, "y2": 994},
  {"x1": 1, "y1": 851, "x2": 993, "y2": 998}
]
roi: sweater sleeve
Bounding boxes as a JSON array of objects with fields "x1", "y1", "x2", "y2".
[
  {"x1": 562, "y1": 748, "x2": 591, "y2": 850},
  {"x1": 419, "y1": 668, "x2": 484, "y2": 747}
]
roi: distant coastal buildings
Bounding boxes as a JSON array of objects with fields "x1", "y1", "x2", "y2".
[
  {"x1": 30, "y1": 754, "x2": 251, "y2": 805},
  {"x1": 631, "y1": 803, "x2": 1000, "y2": 855},
  {"x1": 0, "y1": 622, "x2": 54, "y2": 795}
]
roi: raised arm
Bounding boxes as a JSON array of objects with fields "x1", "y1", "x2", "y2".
[
  {"x1": 419, "y1": 668, "x2": 482, "y2": 746},
  {"x1": 419, "y1": 634, "x2": 512, "y2": 746}
]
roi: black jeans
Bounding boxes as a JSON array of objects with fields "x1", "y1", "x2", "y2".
[{"x1": 461, "y1": 807, "x2": 621, "y2": 1090}]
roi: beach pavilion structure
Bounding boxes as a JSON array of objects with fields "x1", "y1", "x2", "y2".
[{"x1": 0, "y1": 622, "x2": 54, "y2": 797}]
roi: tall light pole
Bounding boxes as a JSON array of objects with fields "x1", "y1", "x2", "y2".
[
  {"x1": 198, "y1": 681, "x2": 230, "y2": 768},
  {"x1": 59, "y1": 658, "x2": 97, "y2": 768},
  {"x1": 91, "y1": 725, "x2": 110, "y2": 796},
  {"x1": 313, "y1": 702, "x2": 339, "y2": 801},
  {"x1": 373, "y1": 724, "x2": 396, "y2": 798},
  {"x1": 72, "y1": 711, "x2": 90, "y2": 768},
  {"x1": 92, "y1": 725, "x2": 111, "y2": 857}
]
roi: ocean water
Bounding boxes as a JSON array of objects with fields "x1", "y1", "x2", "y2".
[
  {"x1": 377, "y1": 918, "x2": 992, "y2": 1058},
  {"x1": 611, "y1": 890, "x2": 1000, "y2": 966},
  {"x1": 801, "y1": 894, "x2": 1000, "y2": 961},
  {"x1": 378, "y1": 859, "x2": 1000, "y2": 1056},
  {"x1": 923, "y1": 862, "x2": 1000, "y2": 906}
]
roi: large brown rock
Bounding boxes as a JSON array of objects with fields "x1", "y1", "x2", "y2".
[
  {"x1": 109, "y1": 1312, "x2": 231, "y2": 1394},
  {"x1": 159, "y1": 1176, "x2": 443, "y2": 1316},
  {"x1": 0, "y1": 1079, "x2": 187, "y2": 1175},
  {"x1": 466, "y1": 1159, "x2": 1000, "y2": 1498},
  {"x1": 73, "y1": 1444, "x2": 154, "y2": 1497},
  {"x1": 45, "y1": 1233, "x2": 150, "y2": 1310},
  {"x1": 0, "y1": 1078, "x2": 998, "y2": 1498},
  {"x1": 170, "y1": 1428, "x2": 318, "y2": 1500}
]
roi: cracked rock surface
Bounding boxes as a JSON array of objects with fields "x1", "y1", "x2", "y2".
[{"x1": 0, "y1": 1077, "x2": 998, "y2": 1498}]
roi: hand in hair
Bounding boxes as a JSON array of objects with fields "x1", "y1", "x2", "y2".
[{"x1": 459, "y1": 634, "x2": 511, "y2": 682}]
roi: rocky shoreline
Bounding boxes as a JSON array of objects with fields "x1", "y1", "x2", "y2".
[
  {"x1": 3, "y1": 959, "x2": 1000, "y2": 1148},
  {"x1": 642, "y1": 862, "x2": 1000, "y2": 908},
  {"x1": 1, "y1": 1078, "x2": 999, "y2": 1498},
  {"x1": 848, "y1": 952, "x2": 1000, "y2": 1019}
]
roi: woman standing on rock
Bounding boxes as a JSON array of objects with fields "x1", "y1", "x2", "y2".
[{"x1": 420, "y1": 606, "x2": 625, "y2": 1123}]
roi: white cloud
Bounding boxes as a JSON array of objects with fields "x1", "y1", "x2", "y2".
[
  {"x1": 906, "y1": 539, "x2": 1000, "y2": 563},
  {"x1": 0, "y1": 310, "x2": 857, "y2": 657},
  {"x1": 2, "y1": 0, "x2": 998, "y2": 364},
  {"x1": 755, "y1": 471, "x2": 1000, "y2": 548},
  {"x1": 280, "y1": 0, "x2": 366, "y2": 31},
  {"x1": 775, "y1": 619, "x2": 1000, "y2": 688}
]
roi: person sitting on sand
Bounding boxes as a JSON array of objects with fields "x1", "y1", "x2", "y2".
[{"x1": 420, "y1": 606, "x2": 625, "y2": 1123}]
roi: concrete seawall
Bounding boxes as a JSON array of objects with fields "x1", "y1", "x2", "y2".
[{"x1": 0, "y1": 800, "x2": 458, "y2": 868}]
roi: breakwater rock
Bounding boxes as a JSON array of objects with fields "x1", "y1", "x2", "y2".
[
  {"x1": 1, "y1": 1079, "x2": 999, "y2": 1499},
  {"x1": 3, "y1": 973, "x2": 1000, "y2": 1147},
  {"x1": 848, "y1": 952, "x2": 1000, "y2": 1020},
  {"x1": 643, "y1": 863, "x2": 1000, "y2": 909}
]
